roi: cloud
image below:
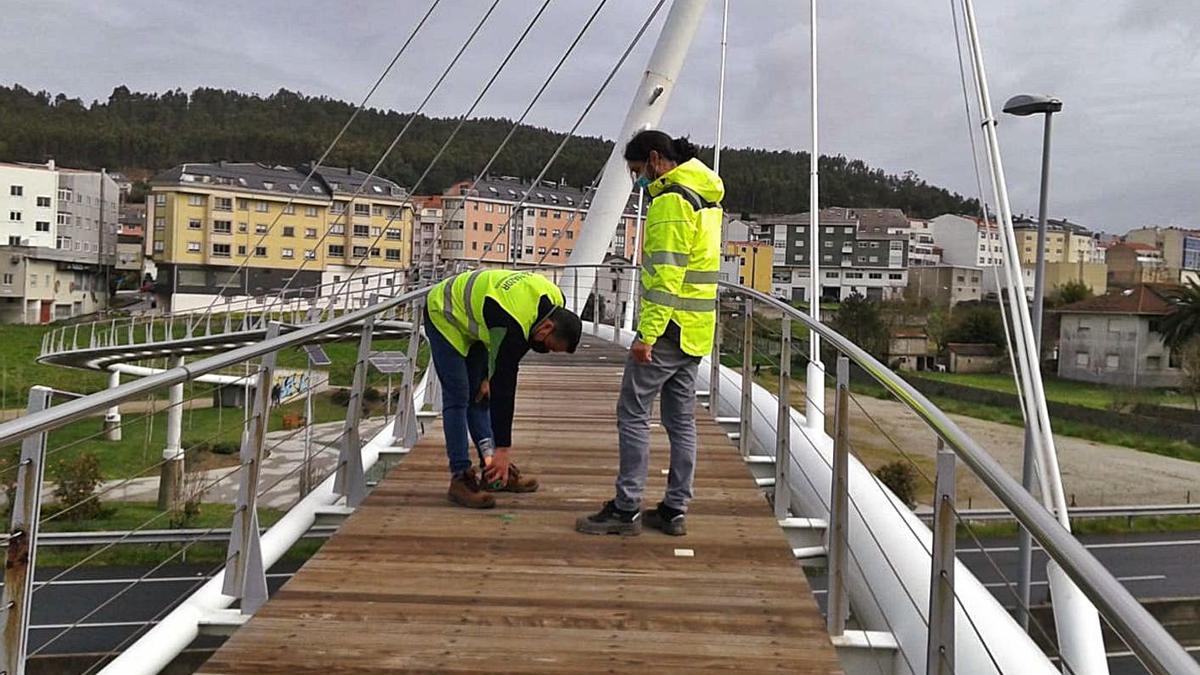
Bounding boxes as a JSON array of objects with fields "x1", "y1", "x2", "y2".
[{"x1": 2, "y1": 0, "x2": 1198, "y2": 233}]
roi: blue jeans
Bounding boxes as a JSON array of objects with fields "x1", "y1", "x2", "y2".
[{"x1": 424, "y1": 313, "x2": 494, "y2": 476}]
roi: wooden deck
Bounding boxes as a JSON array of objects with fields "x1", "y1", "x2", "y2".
[{"x1": 198, "y1": 338, "x2": 842, "y2": 674}]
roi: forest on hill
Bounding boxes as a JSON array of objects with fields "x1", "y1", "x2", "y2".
[{"x1": 0, "y1": 85, "x2": 977, "y2": 218}]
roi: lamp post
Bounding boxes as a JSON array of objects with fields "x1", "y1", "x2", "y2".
[{"x1": 1003, "y1": 92, "x2": 1062, "y2": 631}]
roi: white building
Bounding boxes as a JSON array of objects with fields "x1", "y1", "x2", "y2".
[
  {"x1": 902, "y1": 218, "x2": 940, "y2": 266},
  {"x1": 1, "y1": 161, "x2": 58, "y2": 249},
  {"x1": 927, "y1": 214, "x2": 1005, "y2": 268}
]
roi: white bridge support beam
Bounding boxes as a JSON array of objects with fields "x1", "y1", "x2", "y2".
[
  {"x1": 157, "y1": 355, "x2": 185, "y2": 510},
  {"x1": 696, "y1": 361, "x2": 1058, "y2": 675},
  {"x1": 103, "y1": 370, "x2": 122, "y2": 441},
  {"x1": 563, "y1": 0, "x2": 710, "y2": 307}
]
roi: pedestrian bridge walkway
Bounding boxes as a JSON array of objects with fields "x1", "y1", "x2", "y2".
[{"x1": 197, "y1": 338, "x2": 842, "y2": 673}]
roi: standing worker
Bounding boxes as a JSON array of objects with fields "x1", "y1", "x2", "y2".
[
  {"x1": 577, "y1": 130, "x2": 723, "y2": 536},
  {"x1": 426, "y1": 269, "x2": 582, "y2": 509}
]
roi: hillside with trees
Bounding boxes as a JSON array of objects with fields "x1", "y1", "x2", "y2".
[{"x1": 0, "y1": 84, "x2": 977, "y2": 217}]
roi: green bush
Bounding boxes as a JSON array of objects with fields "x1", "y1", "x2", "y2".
[
  {"x1": 52, "y1": 453, "x2": 103, "y2": 521},
  {"x1": 874, "y1": 460, "x2": 918, "y2": 509},
  {"x1": 210, "y1": 440, "x2": 240, "y2": 455},
  {"x1": 331, "y1": 388, "x2": 352, "y2": 406}
]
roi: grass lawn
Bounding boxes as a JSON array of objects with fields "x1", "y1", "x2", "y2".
[
  {"x1": 913, "y1": 371, "x2": 1192, "y2": 411},
  {"x1": 0, "y1": 324, "x2": 109, "y2": 405},
  {"x1": 957, "y1": 514, "x2": 1200, "y2": 540},
  {"x1": 17, "y1": 391, "x2": 352, "y2": 480}
]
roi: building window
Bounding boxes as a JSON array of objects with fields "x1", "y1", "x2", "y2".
[
  {"x1": 824, "y1": 227, "x2": 834, "y2": 234},
  {"x1": 154, "y1": 217, "x2": 165, "y2": 231},
  {"x1": 330, "y1": 223, "x2": 345, "y2": 235},
  {"x1": 283, "y1": 204, "x2": 295, "y2": 215},
  {"x1": 254, "y1": 246, "x2": 267, "y2": 257},
  {"x1": 36, "y1": 196, "x2": 50, "y2": 207},
  {"x1": 212, "y1": 243, "x2": 231, "y2": 258},
  {"x1": 868, "y1": 272, "x2": 883, "y2": 280},
  {"x1": 8, "y1": 211, "x2": 20, "y2": 222},
  {"x1": 305, "y1": 206, "x2": 318, "y2": 217},
  {"x1": 525, "y1": 246, "x2": 533, "y2": 255},
  {"x1": 1146, "y1": 356, "x2": 1162, "y2": 370},
  {"x1": 281, "y1": 248, "x2": 294, "y2": 259},
  {"x1": 386, "y1": 249, "x2": 401, "y2": 261},
  {"x1": 153, "y1": 240, "x2": 164, "y2": 253},
  {"x1": 35, "y1": 221, "x2": 49, "y2": 232},
  {"x1": 237, "y1": 199, "x2": 250, "y2": 210},
  {"x1": 304, "y1": 249, "x2": 316, "y2": 260},
  {"x1": 354, "y1": 203, "x2": 371, "y2": 216},
  {"x1": 237, "y1": 245, "x2": 247, "y2": 256},
  {"x1": 868, "y1": 256, "x2": 878, "y2": 263},
  {"x1": 540, "y1": 209, "x2": 549, "y2": 218},
  {"x1": 328, "y1": 244, "x2": 345, "y2": 257},
  {"x1": 538, "y1": 228, "x2": 547, "y2": 236},
  {"x1": 386, "y1": 228, "x2": 401, "y2": 240},
  {"x1": 1105, "y1": 354, "x2": 1119, "y2": 370},
  {"x1": 9, "y1": 186, "x2": 22, "y2": 196},
  {"x1": 824, "y1": 240, "x2": 833, "y2": 248},
  {"x1": 282, "y1": 226, "x2": 295, "y2": 237},
  {"x1": 214, "y1": 197, "x2": 232, "y2": 211},
  {"x1": 187, "y1": 241, "x2": 201, "y2": 253},
  {"x1": 1, "y1": 274, "x2": 11, "y2": 285},
  {"x1": 353, "y1": 224, "x2": 370, "y2": 237},
  {"x1": 352, "y1": 246, "x2": 369, "y2": 258},
  {"x1": 305, "y1": 227, "x2": 317, "y2": 238},
  {"x1": 255, "y1": 201, "x2": 269, "y2": 213},
  {"x1": 188, "y1": 218, "x2": 201, "y2": 229},
  {"x1": 566, "y1": 230, "x2": 574, "y2": 240},
  {"x1": 213, "y1": 220, "x2": 232, "y2": 234},
  {"x1": 255, "y1": 224, "x2": 268, "y2": 234}
]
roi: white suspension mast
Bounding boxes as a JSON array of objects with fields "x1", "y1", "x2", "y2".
[
  {"x1": 713, "y1": 0, "x2": 728, "y2": 175},
  {"x1": 958, "y1": 1, "x2": 1108, "y2": 671},
  {"x1": 805, "y1": 0, "x2": 824, "y2": 430}
]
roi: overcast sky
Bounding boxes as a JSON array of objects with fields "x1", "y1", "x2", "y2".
[{"x1": 4, "y1": 0, "x2": 1199, "y2": 234}]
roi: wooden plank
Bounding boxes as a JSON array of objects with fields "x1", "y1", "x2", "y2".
[{"x1": 198, "y1": 338, "x2": 842, "y2": 674}]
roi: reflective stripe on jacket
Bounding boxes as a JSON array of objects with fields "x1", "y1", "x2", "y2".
[
  {"x1": 427, "y1": 270, "x2": 564, "y2": 357},
  {"x1": 638, "y1": 157, "x2": 724, "y2": 357}
]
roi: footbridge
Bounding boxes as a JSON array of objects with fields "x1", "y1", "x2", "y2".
[{"x1": 0, "y1": 267, "x2": 1191, "y2": 674}]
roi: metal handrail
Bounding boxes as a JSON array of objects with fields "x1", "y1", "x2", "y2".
[{"x1": 722, "y1": 282, "x2": 1196, "y2": 675}]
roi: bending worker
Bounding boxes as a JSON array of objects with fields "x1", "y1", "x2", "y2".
[
  {"x1": 578, "y1": 130, "x2": 723, "y2": 536},
  {"x1": 426, "y1": 269, "x2": 582, "y2": 509}
]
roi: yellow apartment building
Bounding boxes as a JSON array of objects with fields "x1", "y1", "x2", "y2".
[
  {"x1": 726, "y1": 240, "x2": 773, "y2": 293},
  {"x1": 147, "y1": 162, "x2": 413, "y2": 308}
]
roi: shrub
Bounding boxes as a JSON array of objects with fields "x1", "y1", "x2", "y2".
[
  {"x1": 52, "y1": 453, "x2": 103, "y2": 521},
  {"x1": 363, "y1": 387, "x2": 384, "y2": 403},
  {"x1": 331, "y1": 388, "x2": 352, "y2": 406},
  {"x1": 210, "y1": 440, "x2": 240, "y2": 455},
  {"x1": 874, "y1": 460, "x2": 918, "y2": 509}
]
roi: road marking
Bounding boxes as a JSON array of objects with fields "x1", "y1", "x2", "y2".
[{"x1": 956, "y1": 538, "x2": 1200, "y2": 554}]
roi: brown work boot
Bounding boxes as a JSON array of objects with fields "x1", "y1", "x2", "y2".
[
  {"x1": 485, "y1": 463, "x2": 539, "y2": 493},
  {"x1": 448, "y1": 467, "x2": 496, "y2": 509}
]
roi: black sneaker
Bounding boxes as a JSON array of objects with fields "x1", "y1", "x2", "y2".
[
  {"x1": 644, "y1": 502, "x2": 687, "y2": 536},
  {"x1": 575, "y1": 500, "x2": 642, "y2": 536}
]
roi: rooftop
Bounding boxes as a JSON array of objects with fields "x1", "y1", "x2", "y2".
[
  {"x1": 947, "y1": 342, "x2": 1000, "y2": 356},
  {"x1": 1056, "y1": 283, "x2": 1178, "y2": 316},
  {"x1": 150, "y1": 162, "x2": 407, "y2": 200}
]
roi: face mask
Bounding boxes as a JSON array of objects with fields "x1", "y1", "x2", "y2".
[
  {"x1": 529, "y1": 338, "x2": 550, "y2": 354},
  {"x1": 634, "y1": 174, "x2": 651, "y2": 190}
]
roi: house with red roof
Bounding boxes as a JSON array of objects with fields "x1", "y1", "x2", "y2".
[{"x1": 1056, "y1": 284, "x2": 1184, "y2": 388}]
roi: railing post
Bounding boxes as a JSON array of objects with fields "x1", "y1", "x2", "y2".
[
  {"x1": 709, "y1": 292, "x2": 722, "y2": 413},
  {"x1": 927, "y1": 439, "x2": 957, "y2": 675},
  {"x1": 591, "y1": 273, "x2": 599, "y2": 336},
  {"x1": 827, "y1": 355, "x2": 850, "y2": 636},
  {"x1": 611, "y1": 270, "x2": 622, "y2": 341},
  {"x1": 222, "y1": 323, "x2": 279, "y2": 615},
  {"x1": 738, "y1": 297, "x2": 753, "y2": 457},
  {"x1": 333, "y1": 308, "x2": 376, "y2": 508},
  {"x1": 774, "y1": 318, "x2": 791, "y2": 519},
  {"x1": 1, "y1": 386, "x2": 53, "y2": 675},
  {"x1": 392, "y1": 299, "x2": 422, "y2": 447}
]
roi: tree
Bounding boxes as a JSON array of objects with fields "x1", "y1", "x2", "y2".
[
  {"x1": 946, "y1": 304, "x2": 1006, "y2": 348},
  {"x1": 828, "y1": 293, "x2": 891, "y2": 360},
  {"x1": 1178, "y1": 338, "x2": 1200, "y2": 411},
  {"x1": 1053, "y1": 279, "x2": 1092, "y2": 306},
  {"x1": 874, "y1": 461, "x2": 917, "y2": 509},
  {"x1": 1162, "y1": 280, "x2": 1200, "y2": 350},
  {"x1": 926, "y1": 306, "x2": 950, "y2": 354}
]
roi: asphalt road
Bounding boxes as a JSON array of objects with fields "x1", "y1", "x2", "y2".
[{"x1": 18, "y1": 531, "x2": 1200, "y2": 673}]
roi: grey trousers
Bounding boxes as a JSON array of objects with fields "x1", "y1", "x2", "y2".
[{"x1": 615, "y1": 333, "x2": 701, "y2": 512}]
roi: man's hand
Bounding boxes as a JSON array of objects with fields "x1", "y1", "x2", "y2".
[
  {"x1": 630, "y1": 340, "x2": 653, "y2": 364},
  {"x1": 484, "y1": 447, "x2": 511, "y2": 485},
  {"x1": 475, "y1": 378, "x2": 490, "y2": 402}
]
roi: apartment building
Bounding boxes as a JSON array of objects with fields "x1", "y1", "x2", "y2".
[
  {"x1": 927, "y1": 214, "x2": 1005, "y2": 268},
  {"x1": 764, "y1": 208, "x2": 909, "y2": 302},
  {"x1": 0, "y1": 161, "x2": 117, "y2": 323},
  {"x1": 147, "y1": 162, "x2": 413, "y2": 310},
  {"x1": 1125, "y1": 226, "x2": 1200, "y2": 285},
  {"x1": 435, "y1": 177, "x2": 642, "y2": 268},
  {"x1": 725, "y1": 241, "x2": 773, "y2": 292},
  {"x1": 907, "y1": 264, "x2": 982, "y2": 308},
  {"x1": 903, "y1": 218, "x2": 940, "y2": 266},
  {"x1": 1106, "y1": 242, "x2": 1174, "y2": 289}
]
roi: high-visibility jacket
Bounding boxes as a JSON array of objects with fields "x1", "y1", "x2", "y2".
[
  {"x1": 638, "y1": 157, "x2": 724, "y2": 357},
  {"x1": 427, "y1": 269, "x2": 564, "y2": 358}
]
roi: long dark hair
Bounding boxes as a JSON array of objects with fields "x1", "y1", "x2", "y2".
[{"x1": 623, "y1": 130, "x2": 699, "y2": 164}]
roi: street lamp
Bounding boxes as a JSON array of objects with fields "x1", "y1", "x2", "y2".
[{"x1": 1003, "y1": 92, "x2": 1062, "y2": 633}]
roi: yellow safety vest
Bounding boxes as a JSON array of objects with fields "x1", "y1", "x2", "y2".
[
  {"x1": 639, "y1": 158, "x2": 724, "y2": 357},
  {"x1": 427, "y1": 270, "x2": 564, "y2": 357}
]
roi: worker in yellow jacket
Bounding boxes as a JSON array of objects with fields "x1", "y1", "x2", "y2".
[
  {"x1": 578, "y1": 130, "x2": 723, "y2": 537},
  {"x1": 426, "y1": 270, "x2": 581, "y2": 509}
]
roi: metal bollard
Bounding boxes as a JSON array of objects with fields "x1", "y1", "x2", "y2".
[{"x1": 827, "y1": 355, "x2": 850, "y2": 636}]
